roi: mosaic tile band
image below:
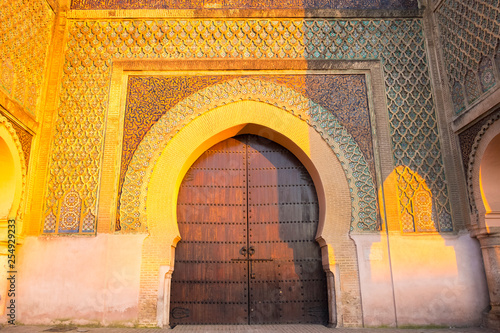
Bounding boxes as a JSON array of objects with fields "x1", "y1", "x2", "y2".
[
  {"x1": 71, "y1": 0, "x2": 418, "y2": 10},
  {"x1": 43, "y1": 18, "x2": 452, "y2": 234}
]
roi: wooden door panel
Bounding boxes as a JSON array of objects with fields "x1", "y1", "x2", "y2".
[
  {"x1": 171, "y1": 277, "x2": 247, "y2": 302},
  {"x1": 172, "y1": 135, "x2": 327, "y2": 325},
  {"x1": 248, "y1": 186, "x2": 279, "y2": 202},
  {"x1": 173, "y1": 243, "x2": 246, "y2": 264},
  {"x1": 274, "y1": 261, "x2": 301, "y2": 280},
  {"x1": 188, "y1": 170, "x2": 246, "y2": 187},
  {"x1": 174, "y1": 303, "x2": 247, "y2": 324},
  {"x1": 177, "y1": 203, "x2": 246, "y2": 224},
  {"x1": 175, "y1": 224, "x2": 246, "y2": 244},
  {"x1": 247, "y1": 135, "x2": 328, "y2": 325},
  {"x1": 249, "y1": 301, "x2": 280, "y2": 324},
  {"x1": 250, "y1": 205, "x2": 318, "y2": 225},
  {"x1": 171, "y1": 137, "x2": 248, "y2": 325},
  {"x1": 278, "y1": 301, "x2": 327, "y2": 323},
  {"x1": 177, "y1": 186, "x2": 245, "y2": 205}
]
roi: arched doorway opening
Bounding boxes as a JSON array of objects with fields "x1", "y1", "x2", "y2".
[
  {"x1": 0, "y1": 137, "x2": 17, "y2": 219},
  {"x1": 477, "y1": 131, "x2": 500, "y2": 326},
  {"x1": 144, "y1": 101, "x2": 358, "y2": 327},
  {"x1": 479, "y1": 133, "x2": 500, "y2": 224},
  {"x1": 170, "y1": 134, "x2": 328, "y2": 325},
  {"x1": 469, "y1": 117, "x2": 500, "y2": 328},
  {"x1": 0, "y1": 117, "x2": 26, "y2": 317}
]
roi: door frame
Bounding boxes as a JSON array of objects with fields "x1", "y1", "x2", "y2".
[{"x1": 148, "y1": 101, "x2": 353, "y2": 327}]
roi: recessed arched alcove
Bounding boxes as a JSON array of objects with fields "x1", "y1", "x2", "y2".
[
  {"x1": 144, "y1": 101, "x2": 359, "y2": 327},
  {"x1": 479, "y1": 133, "x2": 500, "y2": 220},
  {"x1": 0, "y1": 137, "x2": 16, "y2": 219},
  {"x1": 0, "y1": 116, "x2": 26, "y2": 318},
  {"x1": 470, "y1": 117, "x2": 500, "y2": 229},
  {"x1": 467, "y1": 116, "x2": 500, "y2": 328},
  {"x1": 170, "y1": 133, "x2": 329, "y2": 325},
  {"x1": 0, "y1": 119, "x2": 25, "y2": 224}
]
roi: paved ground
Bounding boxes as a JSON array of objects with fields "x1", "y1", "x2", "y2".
[{"x1": 0, "y1": 326, "x2": 497, "y2": 333}]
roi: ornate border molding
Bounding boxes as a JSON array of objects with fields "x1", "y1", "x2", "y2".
[{"x1": 119, "y1": 77, "x2": 378, "y2": 233}]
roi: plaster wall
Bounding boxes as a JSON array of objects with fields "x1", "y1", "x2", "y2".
[
  {"x1": 353, "y1": 232, "x2": 489, "y2": 327},
  {"x1": 14, "y1": 234, "x2": 146, "y2": 325}
]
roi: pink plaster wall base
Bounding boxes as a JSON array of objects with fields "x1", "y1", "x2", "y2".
[
  {"x1": 352, "y1": 232, "x2": 489, "y2": 327},
  {"x1": 15, "y1": 234, "x2": 146, "y2": 325}
]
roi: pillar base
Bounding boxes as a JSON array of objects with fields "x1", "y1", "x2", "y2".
[{"x1": 485, "y1": 305, "x2": 500, "y2": 331}]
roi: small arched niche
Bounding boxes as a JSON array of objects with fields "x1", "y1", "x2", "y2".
[
  {"x1": 479, "y1": 133, "x2": 500, "y2": 227},
  {"x1": 0, "y1": 137, "x2": 16, "y2": 219},
  {"x1": 0, "y1": 121, "x2": 24, "y2": 223}
]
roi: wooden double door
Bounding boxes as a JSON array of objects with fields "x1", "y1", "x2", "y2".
[{"x1": 171, "y1": 135, "x2": 328, "y2": 325}]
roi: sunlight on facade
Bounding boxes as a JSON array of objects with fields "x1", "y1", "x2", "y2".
[{"x1": 395, "y1": 165, "x2": 437, "y2": 232}]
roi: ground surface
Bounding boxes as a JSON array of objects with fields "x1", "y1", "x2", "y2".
[{"x1": 0, "y1": 326, "x2": 497, "y2": 333}]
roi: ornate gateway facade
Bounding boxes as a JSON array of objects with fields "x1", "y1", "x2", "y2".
[{"x1": 0, "y1": 0, "x2": 499, "y2": 328}]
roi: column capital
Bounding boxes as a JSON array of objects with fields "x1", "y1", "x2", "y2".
[{"x1": 469, "y1": 226, "x2": 500, "y2": 240}]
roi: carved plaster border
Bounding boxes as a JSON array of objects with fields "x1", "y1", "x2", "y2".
[
  {"x1": 98, "y1": 60, "x2": 394, "y2": 236},
  {"x1": 119, "y1": 76, "x2": 377, "y2": 233}
]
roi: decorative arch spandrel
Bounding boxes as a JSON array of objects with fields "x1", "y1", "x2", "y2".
[{"x1": 118, "y1": 78, "x2": 378, "y2": 234}]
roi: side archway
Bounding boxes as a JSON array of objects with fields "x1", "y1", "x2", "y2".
[
  {"x1": 479, "y1": 133, "x2": 500, "y2": 225},
  {"x1": 469, "y1": 115, "x2": 500, "y2": 229},
  {"x1": 0, "y1": 116, "x2": 26, "y2": 223},
  {"x1": 144, "y1": 101, "x2": 361, "y2": 327},
  {"x1": 468, "y1": 114, "x2": 500, "y2": 327},
  {"x1": 0, "y1": 114, "x2": 27, "y2": 316}
]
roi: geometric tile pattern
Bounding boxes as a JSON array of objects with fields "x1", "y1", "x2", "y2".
[
  {"x1": 58, "y1": 190, "x2": 82, "y2": 233},
  {"x1": 0, "y1": 108, "x2": 33, "y2": 170},
  {"x1": 120, "y1": 75, "x2": 229, "y2": 200},
  {"x1": 120, "y1": 74, "x2": 376, "y2": 219},
  {"x1": 496, "y1": 43, "x2": 500, "y2": 73},
  {"x1": 43, "y1": 18, "x2": 453, "y2": 234},
  {"x1": 71, "y1": 0, "x2": 418, "y2": 10},
  {"x1": 465, "y1": 70, "x2": 481, "y2": 104},
  {"x1": 451, "y1": 80, "x2": 465, "y2": 115},
  {"x1": 81, "y1": 211, "x2": 96, "y2": 232},
  {"x1": 119, "y1": 77, "x2": 378, "y2": 232},
  {"x1": 479, "y1": 56, "x2": 496, "y2": 92},
  {"x1": 436, "y1": 0, "x2": 500, "y2": 113},
  {"x1": 43, "y1": 210, "x2": 57, "y2": 233},
  {"x1": 9, "y1": 121, "x2": 33, "y2": 171},
  {"x1": 0, "y1": 0, "x2": 55, "y2": 115},
  {"x1": 396, "y1": 166, "x2": 438, "y2": 232}
]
